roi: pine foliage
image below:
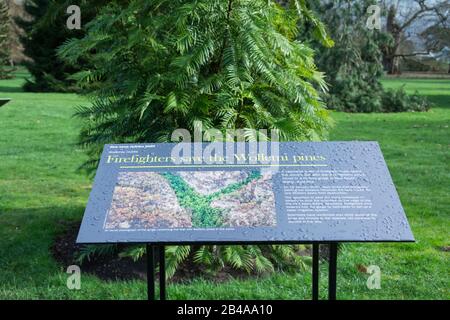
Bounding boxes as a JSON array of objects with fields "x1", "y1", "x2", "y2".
[
  {"x1": 77, "y1": 243, "x2": 309, "y2": 279},
  {"x1": 307, "y1": 0, "x2": 430, "y2": 113},
  {"x1": 61, "y1": 0, "x2": 332, "y2": 277},
  {"x1": 59, "y1": 0, "x2": 332, "y2": 172}
]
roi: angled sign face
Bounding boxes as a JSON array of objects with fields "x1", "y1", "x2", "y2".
[
  {"x1": 0, "y1": 99, "x2": 11, "y2": 107},
  {"x1": 77, "y1": 142, "x2": 414, "y2": 244}
]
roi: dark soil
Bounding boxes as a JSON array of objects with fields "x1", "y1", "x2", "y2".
[
  {"x1": 51, "y1": 221, "x2": 148, "y2": 281},
  {"x1": 51, "y1": 221, "x2": 269, "y2": 283},
  {"x1": 51, "y1": 220, "x2": 322, "y2": 283}
]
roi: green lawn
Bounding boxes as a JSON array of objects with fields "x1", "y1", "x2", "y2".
[{"x1": 0, "y1": 73, "x2": 449, "y2": 299}]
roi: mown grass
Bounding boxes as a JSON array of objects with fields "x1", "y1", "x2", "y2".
[{"x1": 0, "y1": 72, "x2": 448, "y2": 299}]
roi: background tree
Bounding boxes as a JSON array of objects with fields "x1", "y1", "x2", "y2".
[
  {"x1": 421, "y1": 24, "x2": 450, "y2": 73},
  {"x1": 16, "y1": 0, "x2": 106, "y2": 92},
  {"x1": 310, "y1": 0, "x2": 387, "y2": 112},
  {"x1": 6, "y1": 0, "x2": 30, "y2": 65},
  {"x1": 59, "y1": 0, "x2": 333, "y2": 276},
  {"x1": 0, "y1": 0, "x2": 13, "y2": 79},
  {"x1": 16, "y1": 0, "x2": 79, "y2": 91},
  {"x1": 306, "y1": 0, "x2": 430, "y2": 113},
  {"x1": 381, "y1": 0, "x2": 449, "y2": 74}
]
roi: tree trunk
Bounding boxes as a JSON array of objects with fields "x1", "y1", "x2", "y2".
[
  {"x1": 391, "y1": 56, "x2": 400, "y2": 74},
  {"x1": 384, "y1": 5, "x2": 402, "y2": 75},
  {"x1": 384, "y1": 53, "x2": 402, "y2": 75}
]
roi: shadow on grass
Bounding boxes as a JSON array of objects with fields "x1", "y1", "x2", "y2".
[
  {"x1": 0, "y1": 206, "x2": 84, "y2": 285},
  {"x1": 0, "y1": 86, "x2": 24, "y2": 93},
  {"x1": 423, "y1": 95, "x2": 450, "y2": 109}
]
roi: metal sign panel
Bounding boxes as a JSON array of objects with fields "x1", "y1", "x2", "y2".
[{"x1": 77, "y1": 142, "x2": 414, "y2": 244}]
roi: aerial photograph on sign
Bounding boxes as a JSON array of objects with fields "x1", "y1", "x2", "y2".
[{"x1": 105, "y1": 171, "x2": 277, "y2": 230}]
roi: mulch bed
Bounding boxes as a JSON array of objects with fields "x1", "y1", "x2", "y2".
[
  {"x1": 51, "y1": 221, "x2": 147, "y2": 281},
  {"x1": 51, "y1": 220, "x2": 334, "y2": 283},
  {"x1": 51, "y1": 220, "x2": 281, "y2": 283}
]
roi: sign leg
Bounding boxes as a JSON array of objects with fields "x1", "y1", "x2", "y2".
[
  {"x1": 328, "y1": 243, "x2": 338, "y2": 300},
  {"x1": 146, "y1": 244, "x2": 155, "y2": 301},
  {"x1": 159, "y1": 245, "x2": 166, "y2": 300},
  {"x1": 312, "y1": 243, "x2": 320, "y2": 300}
]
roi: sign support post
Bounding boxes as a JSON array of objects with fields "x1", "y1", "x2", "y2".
[
  {"x1": 328, "y1": 243, "x2": 338, "y2": 300},
  {"x1": 146, "y1": 244, "x2": 155, "y2": 301},
  {"x1": 159, "y1": 245, "x2": 166, "y2": 300},
  {"x1": 146, "y1": 242, "x2": 339, "y2": 301},
  {"x1": 146, "y1": 244, "x2": 167, "y2": 301},
  {"x1": 312, "y1": 243, "x2": 320, "y2": 300}
]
